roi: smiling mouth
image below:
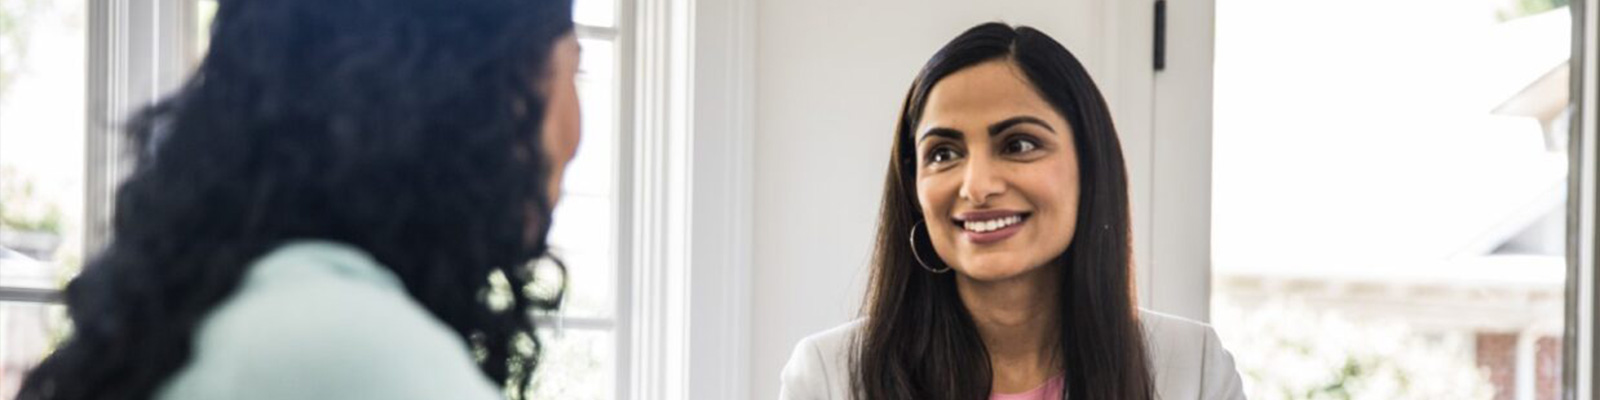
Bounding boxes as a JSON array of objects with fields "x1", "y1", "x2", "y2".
[{"x1": 953, "y1": 212, "x2": 1032, "y2": 233}]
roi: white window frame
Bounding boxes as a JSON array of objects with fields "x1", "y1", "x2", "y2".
[
  {"x1": 1568, "y1": 0, "x2": 1597, "y2": 396},
  {"x1": 530, "y1": 8, "x2": 628, "y2": 398},
  {"x1": 83, "y1": 0, "x2": 197, "y2": 258}
]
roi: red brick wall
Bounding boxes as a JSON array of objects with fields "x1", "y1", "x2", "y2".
[
  {"x1": 1477, "y1": 332, "x2": 1516, "y2": 400},
  {"x1": 1474, "y1": 333, "x2": 1564, "y2": 400},
  {"x1": 1536, "y1": 336, "x2": 1561, "y2": 400}
]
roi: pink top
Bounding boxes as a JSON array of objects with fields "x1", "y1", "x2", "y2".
[{"x1": 989, "y1": 375, "x2": 1065, "y2": 400}]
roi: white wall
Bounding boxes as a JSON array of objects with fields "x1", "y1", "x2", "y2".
[{"x1": 748, "y1": 0, "x2": 1173, "y2": 397}]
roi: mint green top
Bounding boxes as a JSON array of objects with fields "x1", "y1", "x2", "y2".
[{"x1": 156, "y1": 241, "x2": 503, "y2": 400}]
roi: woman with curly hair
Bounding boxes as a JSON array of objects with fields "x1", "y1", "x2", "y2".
[{"x1": 18, "y1": 0, "x2": 581, "y2": 399}]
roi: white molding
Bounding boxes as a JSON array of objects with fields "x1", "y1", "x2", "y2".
[
  {"x1": 1148, "y1": 0, "x2": 1217, "y2": 322},
  {"x1": 624, "y1": 0, "x2": 755, "y2": 397},
  {"x1": 1096, "y1": 0, "x2": 1159, "y2": 310},
  {"x1": 623, "y1": 0, "x2": 692, "y2": 398},
  {"x1": 684, "y1": 0, "x2": 755, "y2": 398},
  {"x1": 1091, "y1": 0, "x2": 1217, "y2": 321},
  {"x1": 613, "y1": 0, "x2": 638, "y2": 397},
  {"x1": 1570, "y1": 0, "x2": 1597, "y2": 397}
]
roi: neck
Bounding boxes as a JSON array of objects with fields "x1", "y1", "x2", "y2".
[{"x1": 955, "y1": 265, "x2": 1062, "y2": 394}]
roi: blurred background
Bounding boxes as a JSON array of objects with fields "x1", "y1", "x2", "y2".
[
  {"x1": 1211, "y1": 0, "x2": 1573, "y2": 399},
  {"x1": 0, "y1": 0, "x2": 1593, "y2": 399}
]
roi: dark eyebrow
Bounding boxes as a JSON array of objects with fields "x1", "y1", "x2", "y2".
[
  {"x1": 917, "y1": 127, "x2": 964, "y2": 144},
  {"x1": 918, "y1": 116, "x2": 1053, "y2": 144},
  {"x1": 989, "y1": 116, "x2": 1054, "y2": 136}
]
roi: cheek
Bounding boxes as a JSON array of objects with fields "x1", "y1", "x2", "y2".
[
  {"x1": 916, "y1": 175, "x2": 958, "y2": 231},
  {"x1": 917, "y1": 174, "x2": 970, "y2": 269},
  {"x1": 538, "y1": 80, "x2": 582, "y2": 205},
  {"x1": 557, "y1": 84, "x2": 583, "y2": 160},
  {"x1": 542, "y1": 83, "x2": 582, "y2": 167},
  {"x1": 1034, "y1": 160, "x2": 1081, "y2": 242}
]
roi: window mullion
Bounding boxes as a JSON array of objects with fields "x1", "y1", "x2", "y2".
[
  {"x1": 532, "y1": 315, "x2": 616, "y2": 331},
  {"x1": 0, "y1": 287, "x2": 61, "y2": 304},
  {"x1": 577, "y1": 24, "x2": 620, "y2": 41}
]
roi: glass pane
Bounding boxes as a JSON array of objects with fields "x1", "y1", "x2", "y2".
[
  {"x1": 528, "y1": 328, "x2": 614, "y2": 400},
  {"x1": 547, "y1": 195, "x2": 615, "y2": 318},
  {"x1": 549, "y1": 250, "x2": 614, "y2": 319},
  {"x1": 549, "y1": 194, "x2": 614, "y2": 254},
  {"x1": 573, "y1": 0, "x2": 615, "y2": 28},
  {"x1": 565, "y1": 38, "x2": 616, "y2": 198},
  {"x1": 196, "y1": 0, "x2": 218, "y2": 61},
  {"x1": 0, "y1": 302, "x2": 69, "y2": 400},
  {"x1": 1, "y1": 0, "x2": 89, "y2": 289},
  {"x1": 1211, "y1": 0, "x2": 1571, "y2": 398},
  {"x1": 546, "y1": 37, "x2": 618, "y2": 319}
]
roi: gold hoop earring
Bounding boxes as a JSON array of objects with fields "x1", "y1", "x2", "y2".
[{"x1": 909, "y1": 220, "x2": 951, "y2": 274}]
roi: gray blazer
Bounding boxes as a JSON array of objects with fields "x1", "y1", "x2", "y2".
[{"x1": 779, "y1": 309, "x2": 1248, "y2": 399}]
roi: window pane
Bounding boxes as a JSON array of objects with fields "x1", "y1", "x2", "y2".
[
  {"x1": 529, "y1": 328, "x2": 614, "y2": 400},
  {"x1": 1, "y1": 0, "x2": 89, "y2": 289},
  {"x1": 550, "y1": 250, "x2": 614, "y2": 319},
  {"x1": 547, "y1": 196, "x2": 615, "y2": 319},
  {"x1": 566, "y1": 38, "x2": 616, "y2": 198},
  {"x1": 1211, "y1": 0, "x2": 1570, "y2": 398},
  {"x1": 573, "y1": 0, "x2": 615, "y2": 28},
  {"x1": 196, "y1": 0, "x2": 217, "y2": 61},
  {"x1": 0, "y1": 302, "x2": 68, "y2": 400},
  {"x1": 547, "y1": 37, "x2": 618, "y2": 320}
]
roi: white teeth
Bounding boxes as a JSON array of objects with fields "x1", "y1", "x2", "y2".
[{"x1": 963, "y1": 215, "x2": 1023, "y2": 233}]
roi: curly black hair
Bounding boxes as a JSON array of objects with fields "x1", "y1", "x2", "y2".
[{"x1": 17, "y1": 0, "x2": 575, "y2": 399}]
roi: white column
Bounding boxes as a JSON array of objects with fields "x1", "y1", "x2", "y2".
[{"x1": 1515, "y1": 328, "x2": 1537, "y2": 400}]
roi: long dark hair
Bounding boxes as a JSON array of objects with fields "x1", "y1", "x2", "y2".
[
  {"x1": 18, "y1": 0, "x2": 574, "y2": 399},
  {"x1": 853, "y1": 22, "x2": 1153, "y2": 400}
]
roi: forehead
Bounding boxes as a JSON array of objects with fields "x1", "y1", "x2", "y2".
[{"x1": 917, "y1": 60, "x2": 1063, "y2": 131}]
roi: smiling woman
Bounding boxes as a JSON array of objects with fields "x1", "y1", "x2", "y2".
[
  {"x1": 913, "y1": 61, "x2": 1083, "y2": 283},
  {"x1": 777, "y1": 22, "x2": 1246, "y2": 400}
]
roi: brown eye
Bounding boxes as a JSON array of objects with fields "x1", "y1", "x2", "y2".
[
  {"x1": 1002, "y1": 137, "x2": 1040, "y2": 155},
  {"x1": 927, "y1": 146, "x2": 962, "y2": 165}
]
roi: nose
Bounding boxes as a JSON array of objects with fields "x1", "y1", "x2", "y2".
[{"x1": 958, "y1": 153, "x2": 1005, "y2": 206}]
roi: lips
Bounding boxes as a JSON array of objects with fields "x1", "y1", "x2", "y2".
[{"x1": 952, "y1": 210, "x2": 1031, "y2": 245}]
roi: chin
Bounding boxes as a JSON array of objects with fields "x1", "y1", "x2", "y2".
[{"x1": 954, "y1": 257, "x2": 1038, "y2": 282}]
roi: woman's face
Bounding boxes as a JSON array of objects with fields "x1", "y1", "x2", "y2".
[
  {"x1": 914, "y1": 59, "x2": 1081, "y2": 282},
  {"x1": 541, "y1": 33, "x2": 583, "y2": 206}
]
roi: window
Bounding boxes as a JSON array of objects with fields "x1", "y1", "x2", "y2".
[
  {"x1": 0, "y1": 0, "x2": 87, "y2": 397},
  {"x1": 0, "y1": 1, "x2": 631, "y2": 399},
  {"x1": 1210, "y1": 0, "x2": 1575, "y2": 398},
  {"x1": 530, "y1": 0, "x2": 624, "y2": 398}
]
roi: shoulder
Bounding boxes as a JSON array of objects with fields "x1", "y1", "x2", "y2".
[
  {"x1": 792, "y1": 319, "x2": 866, "y2": 362},
  {"x1": 203, "y1": 241, "x2": 463, "y2": 359},
  {"x1": 158, "y1": 241, "x2": 501, "y2": 400},
  {"x1": 779, "y1": 319, "x2": 864, "y2": 400},
  {"x1": 1139, "y1": 309, "x2": 1247, "y2": 400},
  {"x1": 1140, "y1": 308, "x2": 1214, "y2": 348}
]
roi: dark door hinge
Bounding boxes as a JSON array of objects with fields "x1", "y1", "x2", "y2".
[{"x1": 1154, "y1": 0, "x2": 1167, "y2": 71}]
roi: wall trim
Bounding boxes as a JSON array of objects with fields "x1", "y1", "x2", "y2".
[{"x1": 624, "y1": 0, "x2": 755, "y2": 398}]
